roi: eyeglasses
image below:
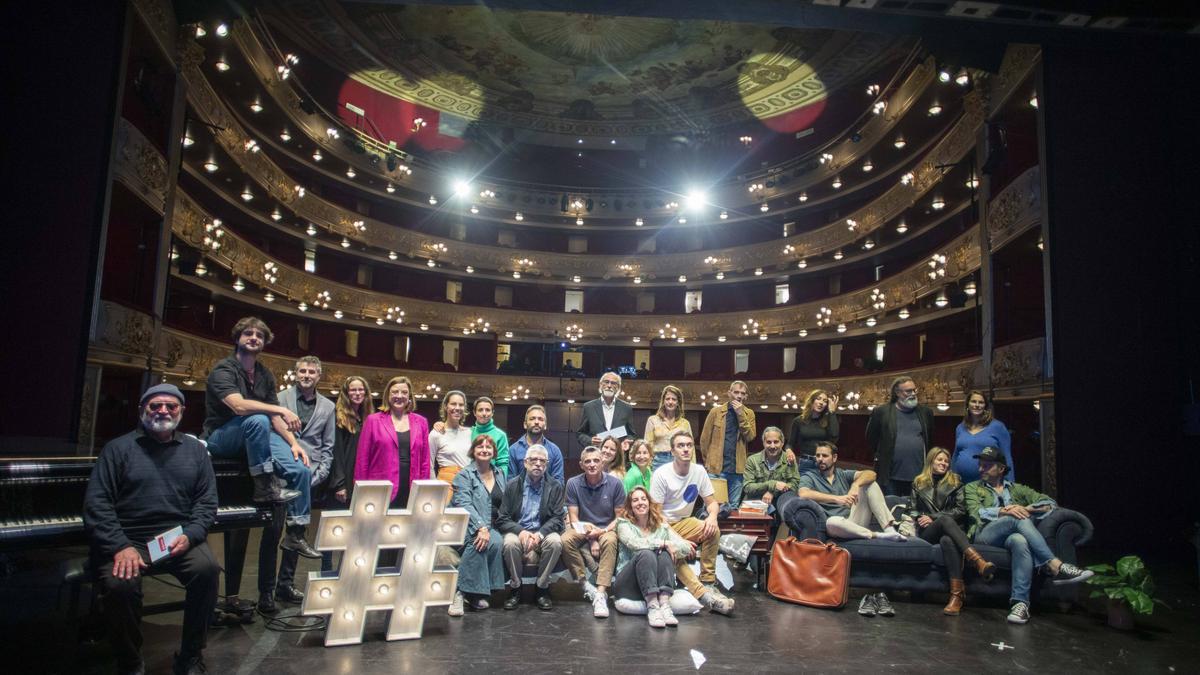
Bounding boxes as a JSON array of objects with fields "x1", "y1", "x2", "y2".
[{"x1": 147, "y1": 402, "x2": 181, "y2": 412}]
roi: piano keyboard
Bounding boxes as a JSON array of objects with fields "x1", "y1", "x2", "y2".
[{"x1": 0, "y1": 505, "x2": 271, "y2": 549}]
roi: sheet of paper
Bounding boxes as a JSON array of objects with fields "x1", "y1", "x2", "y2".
[
  {"x1": 598, "y1": 427, "x2": 628, "y2": 440},
  {"x1": 147, "y1": 525, "x2": 183, "y2": 563}
]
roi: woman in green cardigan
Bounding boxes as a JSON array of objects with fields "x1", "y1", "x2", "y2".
[{"x1": 623, "y1": 439, "x2": 654, "y2": 493}]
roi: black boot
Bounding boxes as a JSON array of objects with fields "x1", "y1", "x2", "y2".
[
  {"x1": 280, "y1": 525, "x2": 320, "y2": 559},
  {"x1": 172, "y1": 652, "x2": 207, "y2": 675},
  {"x1": 253, "y1": 473, "x2": 300, "y2": 503}
]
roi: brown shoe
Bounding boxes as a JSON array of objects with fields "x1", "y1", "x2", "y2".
[
  {"x1": 964, "y1": 547, "x2": 996, "y2": 581},
  {"x1": 943, "y1": 579, "x2": 965, "y2": 616}
]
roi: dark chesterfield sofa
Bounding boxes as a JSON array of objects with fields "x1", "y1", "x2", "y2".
[{"x1": 775, "y1": 495, "x2": 1094, "y2": 603}]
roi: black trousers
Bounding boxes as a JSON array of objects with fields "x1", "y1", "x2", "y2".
[
  {"x1": 612, "y1": 549, "x2": 676, "y2": 601},
  {"x1": 885, "y1": 479, "x2": 913, "y2": 498},
  {"x1": 918, "y1": 515, "x2": 972, "y2": 580},
  {"x1": 97, "y1": 541, "x2": 219, "y2": 669}
]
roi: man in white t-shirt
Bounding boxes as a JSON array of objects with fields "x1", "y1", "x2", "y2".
[{"x1": 650, "y1": 430, "x2": 734, "y2": 614}]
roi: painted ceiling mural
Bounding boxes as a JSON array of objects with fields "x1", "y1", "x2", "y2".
[{"x1": 263, "y1": 0, "x2": 915, "y2": 138}]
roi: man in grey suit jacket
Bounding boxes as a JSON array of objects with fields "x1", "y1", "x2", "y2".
[
  {"x1": 265, "y1": 356, "x2": 335, "y2": 609},
  {"x1": 576, "y1": 372, "x2": 635, "y2": 448}
]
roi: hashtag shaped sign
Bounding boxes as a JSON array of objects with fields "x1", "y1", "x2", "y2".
[{"x1": 301, "y1": 480, "x2": 468, "y2": 645}]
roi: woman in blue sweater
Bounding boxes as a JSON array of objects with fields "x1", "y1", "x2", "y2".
[{"x1": 952, "y1": 390, "x2": 1013, "y2": 483}]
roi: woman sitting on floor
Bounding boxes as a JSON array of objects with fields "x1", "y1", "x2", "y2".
[
  {"x1": 613, "y1": 486, "x2": 695, "y2": 628},
  {"x1": 912, "y1": 446, "x2": 996, "y2": 615},
  {"x1": 448, "y1": 435, "x2": 507, "y2": 615}
]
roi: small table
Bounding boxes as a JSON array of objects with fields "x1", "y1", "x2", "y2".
[{"x1": 721, "y1": 509, "x2": 775, "y2": 589}]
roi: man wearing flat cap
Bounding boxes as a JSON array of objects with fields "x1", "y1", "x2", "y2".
[
  {"x1": 83, "y1": 383, "x2": 219, "y2": 675},
  {"x1": 964, "y1": 446, "x2": 1092, "y2": 626}
]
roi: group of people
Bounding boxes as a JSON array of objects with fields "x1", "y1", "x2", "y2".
[{"x1": 82, "y1": 317, "x2": 1087, "y2": 675}]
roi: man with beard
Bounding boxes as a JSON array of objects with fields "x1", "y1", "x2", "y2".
[
  {"x1": 795, "y1": 440, "x2": 906, "y2": 617},
  {"x1": 865, "y1": 375, "x2": 934, "y2": 497},
  {"x1": 698, "y1": 380, "x2": 756, "y2": 507},
  {"x1": 202, "y1": 317, "x2": 315, "y2": 613},
  {"x1": 577, "y1": 372, "x2": 634, "y2": 449},
  {"x1": 269, "y1": 356, "x2": 335, "y2": 608},
  {"x1": 84, "y1": 384, "x2": 219, "y2": 675},
  {"x1": 508, "y1": 405, "x2": 565, "y2": 482},
  {"x1": 496, "y1": 445, "x2": 565, "y2": 610}
]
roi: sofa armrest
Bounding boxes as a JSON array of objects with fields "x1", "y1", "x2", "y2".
[
  {"x1": 1037, "y1": 507, "x2": 1093, "y2": 563},
  {"x1": 777, "y1": 494, "x2": 828, "y2": 541}
]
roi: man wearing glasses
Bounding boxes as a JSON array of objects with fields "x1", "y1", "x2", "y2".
[
  {"x1": 495, "y1": 445, "x2": 565, "y2": 610},
  {"x1": 84, "y1": 383, "x2": 220, "y2": 675},
  {"x1": 577, "y1": 373, "x2": 634, "y2": 449},
  {"x1": 865, "y1": 375, "x2": 934, "y2": 497}
]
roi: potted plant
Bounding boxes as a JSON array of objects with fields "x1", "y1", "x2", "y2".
[{"x1": 1085, "y1": 555, "x2": 1166, "y2": 630}]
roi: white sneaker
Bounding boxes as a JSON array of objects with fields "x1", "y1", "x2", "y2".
[
  {"x1": 647, "y1": 604, "x2": 666, "y2": 628},
  {"x1": 877, "y1": 528, "x2": 907, "y2": 542},
  {"x1": 447, "y1": 591, "x2": 464, "y2": 617},
  {"x1": 660, "y1": 603, "x2": 679, "y2": 626},
  {"x1": 592, "y1": 591, "x2": 610, "y2": 618},
  {"x1": 581, "y1": 579, "x2": 598, "y2": 602}
]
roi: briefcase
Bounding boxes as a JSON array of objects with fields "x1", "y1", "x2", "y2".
[{"x1": 767, "y1": 537, "x2": 851, "y2": 609}]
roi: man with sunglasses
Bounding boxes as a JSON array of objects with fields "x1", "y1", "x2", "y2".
[{"x1": 84, "y1": 384, "x2": 219, "y2": 675}]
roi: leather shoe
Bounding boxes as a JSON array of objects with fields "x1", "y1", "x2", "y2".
[
  {"x1": 275, "y1": 584, "x2": 305, "y2": 603},
  {"x1": 503, "y1": 588, "x2": 521, "y2": 610},
  {"x1": 253, "y1": 473, "x2": 301, "y2": 503},
  {"x1": 280, "y1": 533, "x2": 321, "y2": 559},
  {"x1": 535, "y1": 591, "x2": 553, "y2": 611},
  {"x1": 257, "y1": 593, "x2": 278, "y2": 615}
]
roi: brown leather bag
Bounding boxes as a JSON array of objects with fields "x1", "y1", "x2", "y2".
[{"x1": 767, "y1": 537, "x2": 851, "y2": 608}]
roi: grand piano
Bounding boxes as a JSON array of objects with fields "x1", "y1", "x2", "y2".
[{"x1": 0, "y1": 455, "x2": 277, "y2": 612}]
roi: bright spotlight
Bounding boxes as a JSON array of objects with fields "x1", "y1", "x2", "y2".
[
  {"x1": 452, "y1": 179, "x2": 471, "y2": 197},
  {"x1": 685, "y1": 189, "x2": 707, "y2": 212}
]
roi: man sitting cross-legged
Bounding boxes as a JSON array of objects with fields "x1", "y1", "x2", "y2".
[{"x1": 795, "y1": 440, "x2": 906, "y2": 617}]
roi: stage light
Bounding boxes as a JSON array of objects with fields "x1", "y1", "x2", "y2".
[
  {"x1": 215, "y1": 23, "x2": 228, "y2": 37},
  {"x1": 453, "y1": 180, "x2": 471, "y2": 197},
  {"x1": 685, "y1": 189, "x2": 707, "y2": 212},
  {"x1": 896, "y1": 219, "x2": 908, "y2": 234},
  {"x1": 203, "y1": 159, "x2": 218, "y2": 173},
  {"x1": 214, "y1": 59, "x2": 229, "y2": 72},
  {"x1": 312, "y1": 150, "x2": 323, "y2": 161},
  {"x1": 894, "y1": 136, "x2": 906, "y2": 149},
  {"x1": 831, "y1": 176, "x2": 843, "y2": 189},
  {"x1": 928, "y1": 103, "x2": 943, "y2": 116}
]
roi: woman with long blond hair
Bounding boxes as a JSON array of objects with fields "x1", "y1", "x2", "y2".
[
  {"x1": 912, "y1": 446, "x2": 996, "y2": 615},
  {"x1": 786, "y1": 388, "x2": 839, "y2": 471},
  {"x1": 644, "y1": 385, "x2": 690, "y2": 471},
  {"x1": 329, "y1": 375, "x2": 369, "y2": 504},
  {"x1": 613, "y1": 486, "x2": 696, "y2": 627}
]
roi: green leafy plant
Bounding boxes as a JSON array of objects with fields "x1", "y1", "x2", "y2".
[{"x1": 1085, "y1": 556, "x2": 1166, "y2": 615}]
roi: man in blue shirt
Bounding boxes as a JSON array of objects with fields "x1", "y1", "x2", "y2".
[
  {"x1": 496, "y1": 445, "x2": 565, "y2": 611},
  {"x1": 508, "y1": 405, "x2": 565, "y2": 482}
]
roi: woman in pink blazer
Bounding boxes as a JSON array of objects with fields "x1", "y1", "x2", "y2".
[{"x1": 354, "y1": 375, "x2": 431, "y2": 508}]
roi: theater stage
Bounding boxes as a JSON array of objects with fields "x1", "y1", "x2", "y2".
[{"x1": 4, "y1": 532, "x2": 1196, "y2": 674}]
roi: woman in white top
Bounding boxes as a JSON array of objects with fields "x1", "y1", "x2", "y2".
[
  {"x1": 645, "y1": 385, "x2": 690, "y2": 471},
  {"x1": 429, "y1": 390, "x2": 473, "y2": 485}
]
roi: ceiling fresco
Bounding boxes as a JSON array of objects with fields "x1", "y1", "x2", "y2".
[{"x1": 262, "y1": 0, "x2": 916, "y2": 138}]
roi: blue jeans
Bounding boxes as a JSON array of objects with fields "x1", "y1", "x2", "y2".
[
  {"x1": 709, "y1": 471, "x2": 744, "y2": 507},
  {"x1": 652, "y1": 452, "x2": 673, "y2": 472},
  {"x1": 975, "y1": 516, "x2": 1056, "y2": 603},
  {"x1": 207, "y1": 414, "x2": 311, "y2": 525}
]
